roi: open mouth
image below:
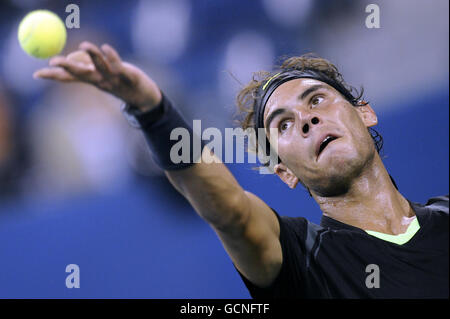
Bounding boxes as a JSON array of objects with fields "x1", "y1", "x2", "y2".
[{"x1": 317, "y1": 135, "x2": 339, "y2": 158}]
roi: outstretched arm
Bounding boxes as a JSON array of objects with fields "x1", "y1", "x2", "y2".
[{"x1": 34, "y1": 42, "x2": 282, "y2": 288}]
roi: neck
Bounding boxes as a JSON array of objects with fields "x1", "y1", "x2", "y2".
[{"x1": 313, "y1": 155, "x2": 415, "y2": 235}]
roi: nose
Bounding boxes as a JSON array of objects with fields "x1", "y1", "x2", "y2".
[{"x1": 299, "y1": 113, "x2": 320, "y2": 137}]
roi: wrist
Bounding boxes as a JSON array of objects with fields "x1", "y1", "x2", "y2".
[
  {"x1": 122, "y1": 92, "x2": 205, "y2": 170},
  {"x1": 121, "y1": 93, "x2": 165, "y2": 128},
  {"x1": 131, "y1": 82, "x2": 163, "y2": 112},
  {"x1": 133, "y1": 93, "x2": 162, "y2": 112}
]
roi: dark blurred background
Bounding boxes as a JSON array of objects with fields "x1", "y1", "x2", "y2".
[{"x1": 0, "y1": 0, "x2": 448, "y2": 298}]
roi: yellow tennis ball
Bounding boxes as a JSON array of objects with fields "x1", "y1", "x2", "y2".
[{"x1": 18, "y1": 10, "x2": 67, "y2": 59}]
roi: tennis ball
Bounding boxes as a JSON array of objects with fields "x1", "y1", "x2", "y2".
[{"x1": 18, "y1": 10, "x2": 67, "y2": 59}]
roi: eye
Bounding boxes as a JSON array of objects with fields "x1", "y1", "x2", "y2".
[
  {"x1": 311, "y1": 95, "x2": 324, "y2": 107},
  {"x1": 279, "y1": 119, "x2": 292, "y2": 133}
]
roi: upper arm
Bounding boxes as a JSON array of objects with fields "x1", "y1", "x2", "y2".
[
  {"x1": 212, "y1": 191, "x2": 283, "y2": 288},
  {"x1": 165, "y1": 149, "x2": 283, "y2": 288}
]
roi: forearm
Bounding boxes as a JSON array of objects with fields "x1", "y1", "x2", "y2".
[
  {"x1": 128, "y1": 93, "x2": 250, "y2": 230},
  {"x1": 165, "y1": 150, "x2": 249, "y2": 230}
]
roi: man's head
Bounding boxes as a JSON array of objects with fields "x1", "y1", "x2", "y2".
[{"x1": 236, "y1": 54, "x2": 383, "y2": 197}]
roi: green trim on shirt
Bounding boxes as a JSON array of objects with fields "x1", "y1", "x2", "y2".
[{"x1": 365, "y1": 217, "x2": 420, "y2": 245}]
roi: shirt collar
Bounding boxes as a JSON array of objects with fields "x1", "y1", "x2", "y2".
[{"x1": 319, "y1": 199, "x2": 428, "y2": 232}]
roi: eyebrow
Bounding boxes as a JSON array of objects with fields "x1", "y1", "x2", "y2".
[
  {"x1": 298, "y1": 84, "x2": 326, "y2": 100},
  {"x1": 265, "y1": 108, "x2": 286, "y2": 131},
  {"x1": 264, "y1": 84, "x2": 327, "y2": 130}
]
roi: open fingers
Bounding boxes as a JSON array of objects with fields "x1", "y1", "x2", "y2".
[
  {"x1": 49, "y1": 56, "x2": 98, "y2": 81},
  {"x1": 33, "y1": 67, "x2": 77, "y2": 82},
  {"x1": 101, "y1": 43, "x2": 122, "y2": 72},
  {"x1": 79, "y1": 41, "x2": 112, "y2": 76},
  {"x1": 67, "y1": 50, "x2": 93, "y2": 65}
]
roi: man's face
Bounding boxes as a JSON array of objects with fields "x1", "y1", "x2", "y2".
[{"x1": 263, "y1": 78, "x2": 377, "y2": 196}]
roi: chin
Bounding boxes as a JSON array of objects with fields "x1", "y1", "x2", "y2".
[{"x1": 311, "y1": 150, "x2": 370, "y2": 197}]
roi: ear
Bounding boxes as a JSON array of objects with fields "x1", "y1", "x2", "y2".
[
  {"x1": 274, "y1": 162, "x2": 299, "y2": 189},
  {"x1": 355, "y1": 103, "x2": 378, "y2": 128}
]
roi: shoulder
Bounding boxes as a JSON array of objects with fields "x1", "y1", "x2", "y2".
[
  {"x1": 278, "y1": 214, "x2": 309, "y2": 229},
  {"x1": 276, "y1": 214, "x2": 313, "y2": 239},
  {"x1": 424, "y1": 195, "x2": 449, "y2": 215},
  {"x1": 275, "y1": 213, "x2": 326, "y2": 250}
]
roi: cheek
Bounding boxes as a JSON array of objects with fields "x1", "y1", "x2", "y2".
[
  {"x1": 335, "y1": 106, "x2": 368, "y2": 138},
  {"x1": 347, "y1": 112, "x2": 374, "y2": 147},
  {"x1": 277, "y1": 138, "x2": 294, "y2": 157},
  {"x1": 277, "y1": 137, "x2": 303, "y2": 163},
  {"x1": 277, "y1": 137, "x2": 311, "y2": 174}
]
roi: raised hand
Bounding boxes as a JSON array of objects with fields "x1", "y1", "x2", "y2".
[{"x1": 34, "y1": 41, "x2": 162, "y2": 111}]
